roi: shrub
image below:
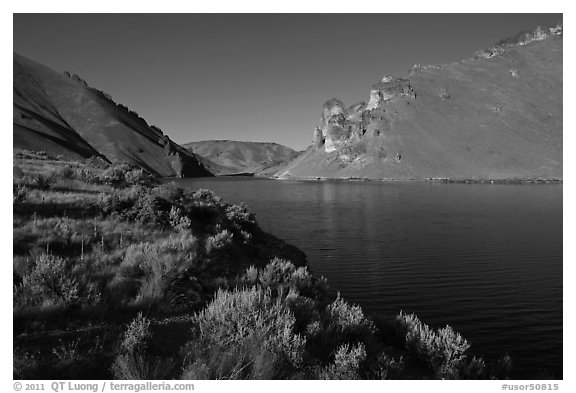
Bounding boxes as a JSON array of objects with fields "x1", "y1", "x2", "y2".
[
  {"x1": 225, "y1": 203, "x2": 255, "y2": 225},
  {"x1": 85, "y1": 156, "x2": 110, "y2": 169},
  {"x1": 372, "y1": 352, "x2": 405, "y2": 380},
  {"x1": 492, "y1": 354, "x2": 513, "y2": 379},
  {"x1": 15, "y1": 254, "x2": 79, "y2": 311},
  {"x1": 324, "y1": 294, "x2": 376, "y2": 339},
  {"x1": 113, "y1": 314, "x2": 176, "y2": 379},
  {"x1": 192, "y1": 189, "x2": 222, "y2": 206},
  {"x1": 112, "y1": 354, "x2": 175, "y2": 380},
  {"x1": 132, "y1": 194, "x2": 171, "y2": 225},
  {"x1": 13, "y1": 349, "x2": 39, "y2": 379},
  {"x1": 152, "y1": 183, "x2": 186, "y2": 204},
  {"x1": 100, "y1": 187, "x2": 172, "y2": 224},
  {"x1": 180, "y1": 287, "x2": 306, "y2": 379},
  {"x1": 155, "y1": 232, "x2": 198, "y2": 255},
  {"x1": 121, "y1": 313, "x2": 152, "y2": 353},
  {"x1": 101, "y1": 163, "x2": 131, "y2": 186},
  {"x1": 302, "y1": 294, "x2": 376, "y2": 364},
  {"x1": 57, "y1": 165, "x2": 76, "y2": 180},
  {"x1": 188, "y1": 189, "x2": 224, "y2": 222},
  {"x1": 125, "y1": 168, "x2": 154, "y2": 186},
  {"x1": 13, "y1": 184, "x2": 29, "y2": 203},
  {"x1": 76, "y1": 160, "x2": 153, "y2": 188},
  {"x1": 243, "y1": 265, "x2": 258, "y2": 285},
  {"x1": 116, "y1": 242, "x2": 190, "y2": 307},
  {"x1": 52, "y1": 339, "x2": 81, "y2": 363},
  {"x1": 13, "y1": 165, "x2": 24, "y2": 178},
  {"x1": 396, "y1": 312, "x2": 471, "y2": 378},
  {"x1": 205, "y1": 229, "x2": 234, "y2": 254},
  {"x1": 31, "y1": 174, "x2": 52, "y2": 190},
  {"x1": 319, "y1": 342, "x2": 367, "y2": 379},
  {"x1": 243, "y1": 258, "x2": 328, "y2": 297},
  {"x1": 285, "y1": 292, "x2": 320, "y2": 333},
  {"x1": 460, "y1": 356, "x2": 487, "y2": 379},
  {"x1": 169, "y1": 206, "x2": 192, "y2": 231}
]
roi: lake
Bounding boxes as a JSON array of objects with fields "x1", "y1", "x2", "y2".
[{"x1": 173, "y1": 177, "x2": 563, "y2": 378}]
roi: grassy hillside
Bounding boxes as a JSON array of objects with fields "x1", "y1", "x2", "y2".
[
  {"x1": 184, "y1": 140, "x2": 296, "y2": 175},
  {"x1": 13, "y1": 53, "x2": 211, "y2": 178},
  {"x1": 273, "y1": 25, "x2": 562, "y2": 181},
  {"x1": 13, "y1": 150, "x2": 517, "y2": 380}
]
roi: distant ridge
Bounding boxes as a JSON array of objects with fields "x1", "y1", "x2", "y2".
[
  {"x1": 184, "y1": 140, "x2": 297, "y2": 175},
  {"x1": 272, "y1": 24, "x2": 563, "y2": 181},
  {"x1": 13, "y1": 53, "x2": 212, "y2": 178}
]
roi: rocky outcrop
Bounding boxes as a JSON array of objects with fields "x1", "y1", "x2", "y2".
[
  {"x1": 272, "y1": 23, "x2": 562, "y2": 181},
  {"x1": 314, "y1": 75, "x2": 416, "y2": 154},
  {"x1": 473, "y1": 23, "x2": 562, "y2": 60},
  {"x1": 312, "y1": 127, "x2": 324, "y2": 148},
  {"x1": 367, "y1": 76, "x2": 416, "y2": 110}
]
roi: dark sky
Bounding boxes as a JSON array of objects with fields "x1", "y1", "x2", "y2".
[{"x1": 13, "y1": 14, "x2": 561, "y2": 150}]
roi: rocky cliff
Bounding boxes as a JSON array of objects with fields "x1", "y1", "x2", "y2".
[
  {"x1": 273, "y1": 24, "x2": 563, "y2": 181},
  {"x1": 13, "y1": 53, "x2": 212, "y2": 178}
]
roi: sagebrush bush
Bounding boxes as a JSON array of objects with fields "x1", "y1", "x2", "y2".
[
  {"x1": 57, "y1": 165, "x2": 76, "y2": 180},
  {"x1": 319, "y1": 342, "x2": 367, "y2": 379},
  {"x1": 168, "y1": 206, "x2": 191, "y2": 231},
  {"x1": 115, "y1": 241, "x2": 193, "y2": 307},
  {"x1": 299, "y1": 294, "x2": 377, "y2": 365},
  {"x1": 113, "y1": 354, "x2": 175, "y2": 380},
  {"x1": 121, "y1": 313, "x2": 152, "y2": 353},
  {"x1": 15, "y1": 254, "x2": 79, "y2": 311},
  {"x1": 85, "y1": 156, "x2": 110, "y2": 169},
  {"x1": 225, "y1": 203, "x2": 255, "y2": 225},
  {"x1": 52, "y1": 339, "x2": 81, "y2": 363},
  {"x1": 181, "y1": 287, "x2": 306, "y2": 379},
  {"x1": 241, "y1": 258, "x2": 328, "y2": 297},
  {"x1": 13, "y1": 349, "x2": 39, "y2": 379},
  {"x1": 205, "y1": 229, "x2": 234, "y2": 254},
  {"x1": 13, "y1": 183, "x2": 29, "y2": 203},
  {"x1": 372, "y1": 352, "x2": 405, "y2": 380},
  {"x1": 132, "y1": 194, "x2": 172, "y2": 225},
  {"x1": 112, "y1": 313, "x2": 177, "y2": 379},
  {"x1": 396, "y1": 311, "x2": 471, "y2": 378},
  {"x1": 192, "y1": 189, "x2": 222, "y2": 206},
  {"x1": 100, "y1": 163, "x2": 130, "y2": 186},
  {"x1": 124, "y1": 167, "x2": 153, "y2": 185},
  {"x1": 188, "y1": 189, "x2": 224, "y2": 222},
  {"x1": 324, "y1": 294, "x2": 376, "y2": 339},
  {"x1": 259, "y1": 258, "x2": 302, "y2": 290},
  {"x1": 31, "y1": 174, "x2": 53, "y2": 190},
  {"x1": 72, "y1": 160, "x2": 154, "y2": 188},
  {"x1": 100, "y1": 186, "x2": 173, "y2": 225},
  {"x1": 236, "y1": 261, "x2": 326, "y2": 333}
]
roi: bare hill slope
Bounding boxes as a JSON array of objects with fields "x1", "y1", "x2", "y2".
[
  {"x1": 184, "y1": 140, "x2": 296, "y2": 175},
  {"x1": 13, "y1": 53, "x2": 211, "y2": 177}
]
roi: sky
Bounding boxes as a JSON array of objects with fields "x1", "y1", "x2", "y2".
[{"x1": 13, "y1": 13, "x2": 562, "y2": 150}]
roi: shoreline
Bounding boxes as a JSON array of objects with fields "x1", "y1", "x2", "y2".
[{"x1": 181, "y1": 174, "x2": 563, "y2": 185}]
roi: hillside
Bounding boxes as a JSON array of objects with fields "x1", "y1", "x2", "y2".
[
  {"x1": 13, "y1": 53, "x2": 211, "y2": 178},
  {"x1": 184, "y1": 140, "x2": 296, "y2": 175},
  {"x1": 272, "y1": 24, "x2": 563, "y2": 181}
]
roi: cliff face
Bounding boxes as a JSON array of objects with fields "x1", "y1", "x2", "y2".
[
  {"x1": 274, "y1": 24, "x2": 563, "y2": 181},
  {"x1": 13, "y1": 53, "x2": 212, "y2": 178}
]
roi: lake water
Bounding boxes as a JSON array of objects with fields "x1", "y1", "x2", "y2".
[{"x1": 173, "y1": 177, "x2": 563, "y2": 378}]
